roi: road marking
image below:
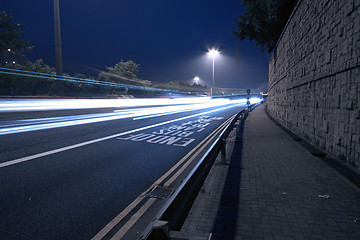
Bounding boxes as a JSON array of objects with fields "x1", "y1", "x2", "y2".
[
  {"x1": 110, "y1": 198, "x2": 156, "y2": 240},
  {"x1": 0, "y1": 113, "x2": 136, "y2": 136},
  {"x1": 0, "y1": 105, "x2": 238, "y2": 169},
  {"x1": 163, "y1": 117, "x2": 231, "y2": 187},
  {"x1": 118, "y1": 133, "x2": 195, "y2": 147},
  {"x1": 91, "y1": 196, "x2": 144, "y2": 240},
  {"x1": 91, "y1": 116, "x2": 232, "y2": 239},
  {"x1": 0, "y1": 101, "x2": 237, "y2": 135},
  {"x1": 152, "y1": 118, "x2": 229, "y2": 188},
  {"x1": 117, "y1": 115, "x2": 225, "y2": 148}
]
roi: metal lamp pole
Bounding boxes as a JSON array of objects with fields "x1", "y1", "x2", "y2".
[
  {"x1": 208, "y1": 49, "x2": 219, "y2": 97},
  {"x1": 211, "y1": 55, "x2": 215, "y2": 97}
]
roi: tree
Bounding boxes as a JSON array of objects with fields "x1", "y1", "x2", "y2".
[
  {"x1": 233, "y1": 0, "x2": 297, "y2": 53},
  {"x1": 99, "y1": 60, "x2": 139, "y2": 82},
  {"x1": 23, "y1": 59, "x2": 56, "y2": 74},
  {"x1": 98, "y1": 59, "x2": 153, "y2": 88},
  {"x1": 0, "y1": 11, "x2": 33, "y2": 65},
  {"x1": 157, "y1": 81, "x2": 207, "y2": 92},
  {"x1": 1, "y1": 59, "x2": 57, "y2": 96}
]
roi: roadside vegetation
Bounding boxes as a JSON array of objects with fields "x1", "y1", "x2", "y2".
[
  {"x1": 0, "y1": 11, "x2": 207, "y2": 97},
  {"x1": 233, "y1": 0, "x2": 297, "y2": 54},
  {"x1": 1, "y1": 1, "x2": 296, "y2": 97}
]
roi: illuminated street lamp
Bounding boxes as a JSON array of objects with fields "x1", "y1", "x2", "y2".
[
  {"x1": 194, "y1": 76, "x2": 200, "y2": 84},
  {"x1": 208, "y1": 48, "x2": 219, "y2": 97}
]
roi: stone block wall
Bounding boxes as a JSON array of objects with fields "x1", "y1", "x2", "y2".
[{"x1": 267, "y1": 0, "x2": 360, "y2": 168}]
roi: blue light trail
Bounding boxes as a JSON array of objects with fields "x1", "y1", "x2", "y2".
[{"x1": 0, "y1": 98, "x2": 250, "y2": 136}]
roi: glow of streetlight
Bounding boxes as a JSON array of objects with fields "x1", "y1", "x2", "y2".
[
  {"x1": 208, "y1": 49, "x2": 219, "y2": 57},
  {"x1": 194, "y1": 76, "x2": 200, "y2": 82}
]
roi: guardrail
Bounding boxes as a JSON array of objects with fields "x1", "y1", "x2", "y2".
[{"x1": 140, "y1": 103, "x2": 259, "y2": 240}]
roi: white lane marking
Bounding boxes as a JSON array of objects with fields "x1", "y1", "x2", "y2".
[
  {"x1": 110, "y1": 198, "x2": 156, "y2": 240},
  {"x1": 0, "y1": 104, "x2": 241, "y2": 169},
  {"x1": 0, "y1": 135, "x2": 116, "y2": 168},
  {"x1": 0, "y1": 111, "x2": 140, "y2": 135},
  {"x1": 118, "y1": 115, "x2": 225, "y2": 148},
  {"x1": 91, "y1": 116, "x2": 231, "y2": 239}
]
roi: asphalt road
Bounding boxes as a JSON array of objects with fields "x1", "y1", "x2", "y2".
[{"x1": 0, "y1": 98, "x2": 250, "y2": 240}]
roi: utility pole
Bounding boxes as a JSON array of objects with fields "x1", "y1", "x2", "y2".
[{"x1": 54, "y1": 0, "x2": 63, "y2": 76}]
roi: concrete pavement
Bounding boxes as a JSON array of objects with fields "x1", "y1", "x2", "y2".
[{"x1": 180, "y1": 103, "x2": 360, "y2": 240}]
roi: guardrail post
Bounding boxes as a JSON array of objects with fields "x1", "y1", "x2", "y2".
[
  {"x1": 244, "y1": 108, "x2": 249, "y2": 118},
  {"x1": 235, "y1": 118, "x2": 241, "y2": 137},
  {"x1": 220, "y1": 138, "x2": 226, "y2": 165},
  {"x1": 151, "y1": 220, "x2": 169, "y2": 240}
]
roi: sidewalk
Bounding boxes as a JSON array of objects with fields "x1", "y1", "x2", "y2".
[{"x1": 181, "y1": 104, "x2": 360, "y2": 240}]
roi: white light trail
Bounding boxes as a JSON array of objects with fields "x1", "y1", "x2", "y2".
[
  {"x1": 0, "y1": 97, "x2": 211, "y2": 112},
  {"x1": 0, "y1": 102, "x2": 244, "y2": 169},
  {"x1": 0, "y1": 98, "x2": 247, "y2": 135}
]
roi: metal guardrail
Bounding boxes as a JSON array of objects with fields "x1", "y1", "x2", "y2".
[{"x1": 140, "y1": 103, "x2": 259, "y2": 240}]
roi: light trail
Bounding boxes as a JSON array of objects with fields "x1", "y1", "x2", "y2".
[
  {"x1": 0, "y1": 98, "x2": 248, "y2": 136},
  {"x1": 0, "y1": 102, "x2": 244, "y2": 169},
  {"x1": 0, "y1": 97, "x2": 211, "y2": 112}
]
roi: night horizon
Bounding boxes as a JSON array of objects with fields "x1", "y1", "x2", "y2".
[{"x1": 1, "y1": 0, "x2": 269, "y2": 90}]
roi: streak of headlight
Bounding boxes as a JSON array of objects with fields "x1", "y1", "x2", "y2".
[
  {"x1": 249, "y1": 97, "x2": 262, "y2": 104},
  {"x1": 133, "y1": 99, "x2": 231, "y2": 120},
  {"x1": 0, "y1": 99, "x2": 246, "y2": 135},
  {"x1": 0, "y1": 103, "x2": 246, "y2": 169},
  {"x1": 0, "y1": 98, "x2": 213, "y2": 112}
]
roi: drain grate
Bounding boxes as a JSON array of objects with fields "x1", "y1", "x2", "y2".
[{"x1": 148, "y1": 186, "x2": 174, "y2": 199}]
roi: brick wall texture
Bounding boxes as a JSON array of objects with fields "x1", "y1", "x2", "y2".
[{"x1": 267, "y1": 0, "x2": 360, "y2": 168}]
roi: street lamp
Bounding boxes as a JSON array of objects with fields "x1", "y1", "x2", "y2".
[
  {"x1": 194, "y1": 76, "x2": 200, "y2": 84},
  {"x1": 208, "y1": 48, "x2": 219, "y2": 97}
]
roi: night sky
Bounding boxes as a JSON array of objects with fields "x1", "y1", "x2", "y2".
[{"x1": 2, "y1": 0, "x2": 269, "y2": 90}]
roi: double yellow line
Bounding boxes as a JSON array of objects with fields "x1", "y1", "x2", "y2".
[{"x1": 92, "y1": 114, "x2": 235, "y2": 240}]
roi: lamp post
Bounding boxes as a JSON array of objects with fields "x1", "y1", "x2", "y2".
[{"x1": 208, "y1": 48, "x2": 219, "y2": 97}]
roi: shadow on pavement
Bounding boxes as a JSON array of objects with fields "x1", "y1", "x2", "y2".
[{"x1": 211, "y1": 116, "x2": 246, "y2": 239}]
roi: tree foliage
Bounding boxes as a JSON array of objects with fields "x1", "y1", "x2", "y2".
[
  {"x1": 0, "y1": 11, "x2": 33, "y2": 65},
  {"x1": 0, "y1": 11, "x2": 206, "y2": 97},
  {"x1": 99, "y1": 60, "x2": 139, "y2": 82},
  {"x1": 23, "y1": 59, "x2": 56, "y2": 74},
  {"x1": 98, "y1": 60, "x2": 154, "y2": 87},
  {"x1": 233, "y1": 0, "x2": 297, "y2": 53},
  {"x1": 157, "y1": 81, "x2": 207, "y2": 93}
]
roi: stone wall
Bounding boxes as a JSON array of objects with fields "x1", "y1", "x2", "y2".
[{"x1": 267, "y1": 0, "x2": 360, "y2": 168}]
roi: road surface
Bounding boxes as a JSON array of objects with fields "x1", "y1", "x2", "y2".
[{"x1": 0, "y1": 97, "x2": 254, "y2": 239}]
